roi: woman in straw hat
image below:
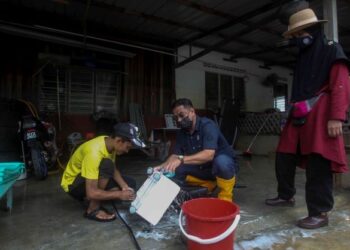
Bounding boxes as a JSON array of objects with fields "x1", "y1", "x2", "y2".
[{"x1": 265, "y1": 1, "x2": 350, "y2": 229}]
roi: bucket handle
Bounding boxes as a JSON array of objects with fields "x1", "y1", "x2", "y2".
[{"x1": 179, "y1": 210, "x2": 240, "y2": 245}]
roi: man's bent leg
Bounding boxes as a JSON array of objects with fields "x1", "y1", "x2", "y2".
[
  {"x1": 87, "y1": 158, "x2": 116, "y2": 220},
  {"x1": 175, "y1": 164, "x2": 216, "y2": 191},
  {"x1": 105, "y1": 176, "x2": 136, "y2": 191},
  {"x1": 98, "y1": 158, "x2": 116, "y2": 189},
  {"x1": 68, "y1": 175, "x2": 86, "y2": 201},
  {"x1": 212, "y1": 154, "x2": 236, "y2": 202},
  {"x1": 175, "y1": 164, "x2": 215, "y2": 181}
]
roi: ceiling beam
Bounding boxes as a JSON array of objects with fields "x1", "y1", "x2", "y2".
[
  {"x1": 71, "y1": 0, "x2": 209, "y2": 33},
  {"x1": 230, "y1": 22, "x2": 350, "y2": 61},
  {"x1": 176, "y1": 0, "x2": 281, "y2": 37},
  {"x1": 175, "y1": 13, "x2": 278, "y2": 68},
  {"x1": 0, "y1": 2, "x2": 179, "y2": 51},
  {"x1": 177, "y1": 0, "x2": 290, "y2": 47},
  {"x1": 70, "y1": 0, "x2": 297, "y2": 61}
]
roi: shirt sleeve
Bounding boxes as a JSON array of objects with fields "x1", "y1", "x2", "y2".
[
  {"x1": 202, "y1": 122, "x2": 219, "y2": 150},
  {"x1": 81, "y1": 153, "x2": 101, "y2": 180},
  {"x1": 329, "y1": 62, "x2": 350, "y2": 121}
]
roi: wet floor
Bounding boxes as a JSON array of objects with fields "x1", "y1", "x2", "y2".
[{"x1": 1, "y1": 152, "x2": 350, "y2": 250}]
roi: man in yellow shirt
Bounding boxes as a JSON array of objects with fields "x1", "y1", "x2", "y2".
[{"x1": 61, "y1": 123, "x2": 145, "y2": 222}]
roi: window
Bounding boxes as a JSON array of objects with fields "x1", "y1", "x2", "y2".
[
  {"x1": 69, "y1": 69, "x2": 94, "y2": 113},
  {"x1": 205, "y1": 72, "x2": 245, "y2": 111},
  {"x1": 273, "y1": 84, "x2": 288, "y2": 112},
  {"x1": 39, "y1": 65, "x2": 67, "y2": 113},
  {"x1": 39, "y1": 66, "x2": 122, "y2": 114}
]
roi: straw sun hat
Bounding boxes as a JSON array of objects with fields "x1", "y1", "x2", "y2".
[{"x1": 283, "y1": 8, "x2": 327, "y2": 37}]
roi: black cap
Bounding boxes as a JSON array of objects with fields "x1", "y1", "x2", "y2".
[{"x1": 113, "y1": 123, "x2": 146, "y2": 148}]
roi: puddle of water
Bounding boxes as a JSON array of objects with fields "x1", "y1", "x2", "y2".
[
  {"x1": 236, "y1": 233, "x2": 285, "y2": 250},
  {"x1": 119, "y1": 209, "x2": 180, "y2": 241},
  {"x1": 235, "y1": 227, "x2": 324, "y2": 250}
]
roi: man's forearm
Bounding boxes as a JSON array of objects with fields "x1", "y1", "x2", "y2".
[
  {"x1": 113, "y1": 168, "x2": 128, "y2": 189},
  {"x1": 181, "y1": 150, "x2": 215, "y2": 165},
  {"x1": 86, "y1": 188, "x2": 122, "y2": 201}
]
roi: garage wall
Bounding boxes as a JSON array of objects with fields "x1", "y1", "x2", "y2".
[
  {"x1": 0, "y1": 38, "x2": 37, "y2": 102},
  {"x1": 175, "y1": 45, "x2": 293, "y2": 112},
  {"x1": 175, "y1": 46, "x2": 294, "y2": 155},
  {"x1": 125, "y1": 52, "x2": 175, "y2": 117}
]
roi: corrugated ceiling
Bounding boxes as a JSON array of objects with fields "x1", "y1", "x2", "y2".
[{"x1": 0, "y1": 0, "x2": 349, "y2": 69}]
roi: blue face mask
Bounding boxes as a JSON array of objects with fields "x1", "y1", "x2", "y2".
[{"x1": 289, "y1": 35, "x2": 314, "y2": 49}]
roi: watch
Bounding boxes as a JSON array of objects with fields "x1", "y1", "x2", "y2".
[{"x1": 178, "y1": 155, "x2": 184, "y2": 164}]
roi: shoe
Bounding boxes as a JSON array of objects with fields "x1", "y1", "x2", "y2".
[
  {"x1": 297, "y1": 214, "x2": 328, "y2": 229},
  {"x1": 83, "y1": 207, "x2": 116, "y2": 222},
  {"x1": 265, "y1": 197, "x2": 295, "y2": 207},
  {"x1": 185, "y1": 175, "x2": 217, "y2": 192},
  {"x1": 216, "y1": 176, "x2": 236, "y2": 202}
]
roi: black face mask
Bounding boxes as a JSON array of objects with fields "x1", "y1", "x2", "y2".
[
  {"x1": 289, "y1": 35, "x2": 314, "y2": 50},
  {"x1": 178, "y1": 116, "x2": 193, "y2": 131}
]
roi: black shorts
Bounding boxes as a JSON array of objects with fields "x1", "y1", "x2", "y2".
[{"x1": 67, "y1": 158, "x2": 136, "y2": 201}]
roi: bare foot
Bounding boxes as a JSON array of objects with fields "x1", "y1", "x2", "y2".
[{"x1": 94, "y1": 209, "x2": 115, "y2": 220}]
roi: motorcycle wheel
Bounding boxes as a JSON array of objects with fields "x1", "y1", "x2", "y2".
[{"x1": 30, "y1": 147, "x2": 48, "y2": 180}]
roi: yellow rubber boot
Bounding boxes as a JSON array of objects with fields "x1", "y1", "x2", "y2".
[
  {"x1": 185, "y1": 175, "x2": 217, "y2": 193},
  {"x1": 216, "y1": 176, "x2": 235, "y2": 202}
]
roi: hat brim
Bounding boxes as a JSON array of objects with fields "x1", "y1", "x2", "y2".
[
  {"x1": 283, "y1": 20, "x2": 327, "y2": 38},
  {"x1": 131, "y1": 138, "x2": 146, "y2": 148}
]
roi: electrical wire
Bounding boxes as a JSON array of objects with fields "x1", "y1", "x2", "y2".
[
  {"x1": 56, "y1": 156, "x2": 66, "y2": 171},
  {"x1": 18, "y1": 99, "x2": 38, "y2": 118},
  {"x1": 111, "y1": 202, "x2": 141, "y2": 250}
]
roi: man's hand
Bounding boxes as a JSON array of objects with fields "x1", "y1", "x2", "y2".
[
  {"x1": 122, "y1": 186, "x2": 134, "y2": 193},
  {"x1": 119, "y1": 189, "x2": 135, "y2": 201},
  {"x1": 328, "y1": 120, "x2": 343, "y2": 137},
  {"x1": 163, "y1": 155, "x2": 182, "y2": 172},
  {"x1": 153, "y1": 165, "x2": 163, "y2": 172}
]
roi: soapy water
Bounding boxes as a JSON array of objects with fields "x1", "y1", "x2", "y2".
[
  {"x1": 118, "y1": 209, "x2": 180, "y2": 241},
  {"x1": 135, "y1": 231, "x2": 171, "y2": 241},
  {"x1": 119, "y1": 207, "x2": 350, "y2": 247},
  {"x1": 235, "y1": 233, "x2": 286, "y2": 250},
  {"x1": 235, "y1": 208, "x2": 350, "y2": 250},
  {"x1": 235, "y1": 226, "x2": 329, "y2": 250}
]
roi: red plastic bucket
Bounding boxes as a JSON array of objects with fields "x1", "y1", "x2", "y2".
[{"x1": 179, "y1": 198, "x2": 240, "y2": 250}]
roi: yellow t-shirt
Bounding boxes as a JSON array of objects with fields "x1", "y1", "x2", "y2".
[{"x1": 61, "y1": 136, "x2": 116, "y2": 192}]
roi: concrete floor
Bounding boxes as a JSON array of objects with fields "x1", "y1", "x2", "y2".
[{"x1": 1, "y1": 152, "x2": 350, "y2": 250}]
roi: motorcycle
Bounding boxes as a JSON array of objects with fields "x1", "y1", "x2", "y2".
[{"x1": 19, "y1": 115, "x2": 57, "y2": 180}]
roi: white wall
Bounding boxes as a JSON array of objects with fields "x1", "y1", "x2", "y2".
[{"x1": 175, "y1": 45, "x2": 293, "y2": 112}]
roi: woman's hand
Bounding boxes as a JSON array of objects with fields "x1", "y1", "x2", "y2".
[{"x1": 328, "y1": 120, "x2": 343, "y2": 137}]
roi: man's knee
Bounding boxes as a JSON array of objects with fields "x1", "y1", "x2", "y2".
[
  {"x1": 123, "y1": 176, "x2": 137, "y2": 190},
  {"x1": 212, "y1": 154, "x2": 236, "y2": 179},
  {"x1": 175, "y1": 165, "x2": 188, "y2": 180},
  {"x1": 105, "y1": 176, "x2": 136, "y2": 190},
  {"x1": 99, "y1": 158, "x2": 115, "y2": 179}
]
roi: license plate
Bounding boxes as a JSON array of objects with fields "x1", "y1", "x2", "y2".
[{"x1": 26, "y1": 131, "x2": 37, "y2": 140}]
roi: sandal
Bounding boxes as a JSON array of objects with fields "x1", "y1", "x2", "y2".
[{"x1": 84, "y1": 208, "x2": 116, "y2": 222}]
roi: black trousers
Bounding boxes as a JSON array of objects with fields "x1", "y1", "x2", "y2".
[
  {"x1": 275, "y1": 152, "x2": 334, "y2": 216},
  {"x1": 68, "y1": 158, "x2": 136, "y2": 201}
]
